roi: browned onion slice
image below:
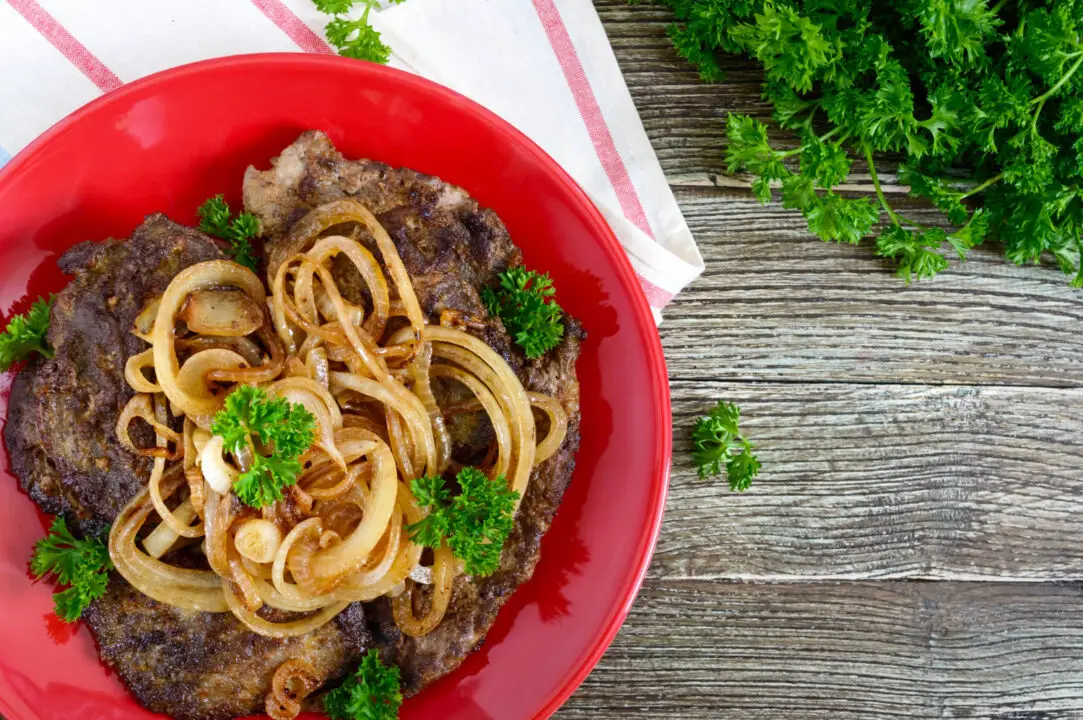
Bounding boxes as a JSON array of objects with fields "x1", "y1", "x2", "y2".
[{"x1": 180, "y1": 288, "x2": 264, "y2": 337}]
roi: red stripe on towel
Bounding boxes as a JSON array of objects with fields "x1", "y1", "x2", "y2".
[
  {"x1": 8, "y1": 0, "x2": 123, "y2": 92},
  {"x1": 532, "y1": 0, "x2": 655, "y2": 242},
  {"x1": 250, "y1": 0, "x2": 336, "y2": 55}
]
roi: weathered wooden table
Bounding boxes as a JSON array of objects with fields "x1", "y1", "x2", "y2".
[{"x1": 557, "y1": 3, "x2": 1083, "y2": 718}]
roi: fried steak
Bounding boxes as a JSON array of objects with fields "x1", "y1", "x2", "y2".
[
  {"x1": 84, "y1": 579, "x2": 371, "y2": 720},
  {"x1": 5, "y1": 215, "x2": 224, "y2": 536},
  {"x1": 243, "y1": 131, "x2": 583, "y2": 693},
  {"x1": 4, "y1": 215, "x2": 372, "y2": 720},
  {"x1": 4, "y1": 130, "x2": 583, "y2": 719}
]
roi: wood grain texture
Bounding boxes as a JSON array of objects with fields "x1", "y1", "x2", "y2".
[
  {"x1": 559, "y1": 580, "x2": 1083, "y2": 719},
  {"x1": 660, "y1": 381, "x2": 1083, "y2": 580},
  {"x1": 555, "y1": 1, "x2": 1083, "y2": 718},
  {"x1": 594, "y1": 0, "x2": 1083, "y2": 387},
  {"x1": 593, "y1": 0, "x2": 915, "y2": 191},
  {"x1": 665, "y1": 188, "x2": 1083, "y2": 386}
]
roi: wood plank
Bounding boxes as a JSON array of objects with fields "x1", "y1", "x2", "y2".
[
  {"x1": 594, "y1": 0, "x2": 763, "y2": 186},
  {"x1": 557, "y1": 579, "x2": 1083, "y2": 719},
  {"x1": 593, "y1": 0, "x2": 916, "y2": 191},
  {"x1": 658, "y1": 381, "x2": 1083, "y2": 580},
  {"x1": 663, "y1": 187, "x2": 1083, "y2": 386},
  {"x1": 592, "y1": 3, "x2": 1083, "y2": 386},
  {"x1": 595, "y1": 0, "x2": 916, "y2": 191}
]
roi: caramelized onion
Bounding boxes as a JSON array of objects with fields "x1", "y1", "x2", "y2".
[
  {"x1": 198, "y1": 435, "x2": 237, "y2": 494},
  {"x1": 112, "y1": 200, "x2": 565, "y2": 641},
  {"x1": 124, "y1": 349, "x2": 160, "y2": 393},
  {"x1": 528, "y1": 391, "x2": 569, "y2": 464},
  {"x1": 392, "y1": 544, "x2": 456, "y2": 637},
  {"x1": 115, "y1": 394, "x2": 182, "y2": 460},
  {"x1": 235, "y1": 519, "x2": 283, "y2": 564},
  {"x1": 265, "y1": 659, "x2": 320, "y2": 720},
  {"x1": 142, "y1": 498, "x2": 197, "y2": 559},
  {"x1": 152, "y1": 260, "x2": 266, "y2": 417},
  {"x1": 132, "y1": 295, "x2": 162, "y2": 341},
  {"x1": 181, "y1": 288, "x2": 264, "y2": 337}
]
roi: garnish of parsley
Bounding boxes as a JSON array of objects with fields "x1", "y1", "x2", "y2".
[
  {"x1": 315, "y1": 0, "x2": 405, "y2": 64},
  {"x1": 0, "y1": 295, "x2": 54, "y2": 371},
  {"x1": 655, "y1": 0, "x2": 1083, "y2": 286},
  {"x1": 30, "y1": 517, "x2": 113, "y2": 622},
  {"x1": 211, "y1": 385, "x2": 316, "y2": 508},
  {"x1": 408, "y1": 467, "x2": 519, "y2": 577},
  {"x1": 324, "y1": 649, "x2": 402, "y2": 720},
  {"x1": 196, "y1": 195, "x2": 260, "y2": 273},
  {"x1": 691, "y1": 400, "x2": 761, "y2": 492},
  {"x1": 482, "y1": 266, "x2": 565, "y2": 359}
]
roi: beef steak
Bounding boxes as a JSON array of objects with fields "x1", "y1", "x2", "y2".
[
  {"x1": 84, "y1": 577, "x2": 371, "y2": 720},
  {"x1": 5, "y1": 215, "x2": 225, "y2": 536},
  {"x1": 243, "y1": 131, "x2": 583, "y2": 693},
  {"x1": 4, "y1": 215, "x2": 373, "y2": 720}
]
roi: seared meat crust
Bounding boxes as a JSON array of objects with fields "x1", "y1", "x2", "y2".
[
  {"x1": 5, "y1": 130, "x2": 583, "y2": 717},
  {"x1": 4, "y1": 215, "x2": 225, "y2": 536},
  {"x1": 83, "y1": 577, "x2": 371, "y2": 720},
  {"x1": 244, "y1": 131, "x2": 583, "y2": 694},
  {"x1": 5, "y1": 216, "x2": 373, "y2": 720}
]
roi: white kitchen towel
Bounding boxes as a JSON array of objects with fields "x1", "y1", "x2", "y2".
[{"x1": 0, "y1": 0, "x2": 703, "y2": 321}]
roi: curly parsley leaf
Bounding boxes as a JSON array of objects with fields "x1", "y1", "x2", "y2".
[
  {"x1": 652, "y1": 0, "x2": 1083, "y2": 285},
  {"x1": 30, "y1": 517, "x2": 113, "y2": 622},
  {"x1": 0, "y1": 295, "x2": 54, "y2": 371},
  {"x1": 211, "y1": 385, "x2": 316, "y2": 509},
  {"x1": 875, "y1": 224, "x2": 950, "y2": 282},
  {"x1": 324, "y1": 649, "x2": 402, "y2": 720},
  {"x1": 197, "y1": 195, "x2": 260, "y2": 273},
  {"x1": 315, "y1": 0, "x2": 405, "y2": 64},
  {"x1": 482, "y1": 267, "x2": 565, "y2": 359},
  {"x1": 691, "y1": 401, "x2": 761, "y2": 492},
  {"x1": 408, "y1": 467, "x2": 519, "y2": 577}
]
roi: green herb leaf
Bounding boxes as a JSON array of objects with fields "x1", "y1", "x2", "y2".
[
  {"x1": 211, "y1": 386, "x2": 316, "y2": 509},
  {"x1": 875, "y1": 224, "x2": 950, "y2": 282},
  {"x1": 691, "y1": 401, "x2": 761, "y2": 492},
  {"x1": 0, "y1": 296, "x2": 54, "y2": 371},
  {"x1": 197, "y1": 195, "x2": 260, "y2": 273},
  {"x1": 482, "y1": 267, "x2": 565, "y2": 359},
  {"x1": 314, "y1": 0, "x2": 355, "y2": 12},
  {"x1": 316, "y1": 0, "x2": 404, "y2": 65},
  {"x1": 407, "y1": 467, "x2": 519, "y2": 577},
  {"x1": 653, "y1": 0, "x2": 1083, "y2": 286},
  {"x1": 324, "y1": 649, "x2": 402, "y2": 720},
  {"x1": 30, "y1": 517, "x2": 112, "y2": 623}
]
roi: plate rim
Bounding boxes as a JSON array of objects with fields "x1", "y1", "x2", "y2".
[{"x1": 0, "y1": 53, "x2": 673, "y2": 720}]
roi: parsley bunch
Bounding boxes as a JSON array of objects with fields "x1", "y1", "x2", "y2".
[
  {"x1": 211, "y1": 386, "x2": 317, "y2": 508},
  {"x1": 408, "y1": 467, "x2": 519, "y2": 577},
  {"x1": 691, "y1": 401, "x2": 761, "y2": 491},
  {"x1": 314, "y1": 0, "x2": 405, "y2": 64},
  {"x1": 197, "y1": 195, "x2": 260, "y2": 273},
  {"x1": 324, "y1": 649, "x2": 402, "y2": 720},
  {"x1": 0, "y1": 295, "x2": 54, "y2": 371},
  {"x1": 30, "y1": 517, "x2": 113, "y2": 622},
  {"x1": 482, "y1": 267, "x2": 565, "y2": 359},
  {"x1": 655, "y1": 0, "x2": 1083, "y2": 285}
]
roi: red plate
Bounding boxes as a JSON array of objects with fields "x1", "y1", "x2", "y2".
[{"x1": 0, "y1": 55, "x2": 671, "y2": 720}]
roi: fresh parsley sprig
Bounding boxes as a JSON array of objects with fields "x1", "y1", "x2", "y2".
[
  {"x1": 315, "y1": 0, "x2": 405, "y2": 64},
  {"x1": 30, "y1": 517, "x2": 113, "y2": 622},
  {"x1": 324, "y1": 649, "x2": 402, "y2": 720},
  {"x1": 655, "y1": 0, "x2": 1083, "y2": 286},
  {"x1": 211, "y1": 385, "x2": 317, "y2": 509},
  {"x1": 482, "y1": 267, "x2": 565, "y2": 359},
  {"x1": 408, "y1": 467, "x2": 519, "y2": 577},
  {"x1": 0, "y1": 295, "x2": 54, "y2": 371},
  {"x1": 691, "y1": 401, "x2": 761, "y2": 492},
  {"x1": 197, "y1": 195, "x2": 260, "y2": 273}
]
